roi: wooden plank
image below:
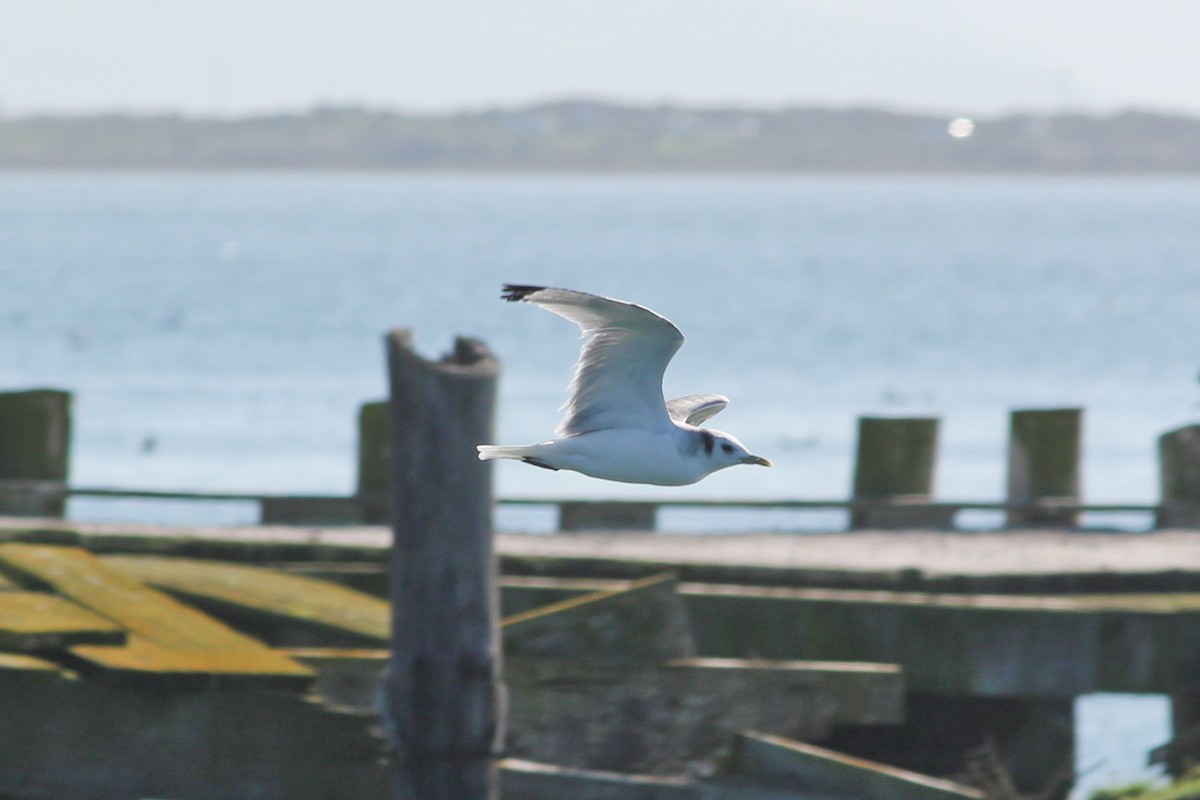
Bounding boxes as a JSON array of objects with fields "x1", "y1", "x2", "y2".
[
  {"x1": 103, "y1": 554, "x2": 390, "y2": 644},
  {"x1": 0, "y1": 544, "x2": 312, "y2": 688},
  {"x1": 0, "y1": 651, "x2": 65, "y2": 675},
  {"x1": 503, "y1": 572, "x2": 695, "y2": 661},
  {"x1": 500, "y1": 759, "x2": 694, "y2": 800},
  {"x1": 0, "y1": 592, "x2": 125, "y2": 651},
  {"x1": 681, "y1": 582, "x2": 1200, "y2": 697},
  {"x1": 731, "y1": 732, "x2": 983, "y2": 800}
]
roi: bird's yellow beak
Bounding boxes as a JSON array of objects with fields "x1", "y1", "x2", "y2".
[{"x1": 742, "y1": 455, "x2": 772, "y2": 467}]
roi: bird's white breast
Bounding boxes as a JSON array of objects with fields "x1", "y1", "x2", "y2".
[{"x1": 540, "y1": 425, "x2": 711, "y2": 486}]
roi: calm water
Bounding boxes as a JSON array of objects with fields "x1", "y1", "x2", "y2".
[
  {"x1": 1, "y1": 172, "x2": 1196, "y2": 791},
  {"x1": 2, "y1": 173, "x2": 1199, "y2": 513}
]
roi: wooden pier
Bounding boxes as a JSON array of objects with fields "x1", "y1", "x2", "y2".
[
  {"x1": 4, "y1": 516, "x2": 1200, "y2": 795},
  {"x1": 6, "y1": 382, "x2": 1200, "y2": 797}
]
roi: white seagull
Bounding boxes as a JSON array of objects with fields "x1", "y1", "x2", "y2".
[{"x1": 477, "y1": 284, "x2": 772, "y2": 486}]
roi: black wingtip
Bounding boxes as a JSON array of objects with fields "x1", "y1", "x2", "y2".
[{"x1": 501, "y1": 284, "x2": 546, "y2": 302}]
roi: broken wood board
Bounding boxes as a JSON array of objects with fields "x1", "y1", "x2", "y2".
[
  {"x1": 503, "y1": 572, "x2": 695, "y2": 661},
  {"x1": 102, "y1": 554, "x2": 390, "y2": 647},
  {"x1": 0, "y1": 592, "x2": 125, "y2": 651},
  {"x1": 731, "y1": 731, "x2": 983, "y2": 800},
  {"x1": 500, "y1": 574, "x2": 626, "y2": 616},
  {"x1": 0, "y1": 544, "x2": 312, "y2": 688},
  {"x1": 506, "y1": 656, "x2": 904, "y2": 775},
  {"x1": 101, "y1": 558, "x2": 692, "y2": 659},
  {"x1": 0, "y1": 651, "x2": 67, "y2": 676}
]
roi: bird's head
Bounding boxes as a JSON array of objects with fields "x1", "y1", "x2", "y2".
[{"x1": 698, "y1": 429, "x2": 773, "y2": 471}]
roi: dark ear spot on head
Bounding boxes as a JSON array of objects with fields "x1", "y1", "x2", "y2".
[{"x1": 701, "y1": 430, "x2": 714, "y2": 455}]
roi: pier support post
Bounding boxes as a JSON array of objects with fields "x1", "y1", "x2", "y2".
[
  {"x1": 1158, "y1": 424, "x2": 1200, "y2": 528},
  {"x1": 1005, "y1": 408, "x2": 1082, "y2": 528},
  {"x1": 381, "y1": 331, "x2": 504, "y2": 800},
  {"x1": 850, "y1": 417, "x2": 951, "y2": 529},
  {"x1": 357, "y1": 400, "x2": 390, "y2": 524},
  {"x1": 0, "y1": 389, "x2": 72, "y2": 517}
]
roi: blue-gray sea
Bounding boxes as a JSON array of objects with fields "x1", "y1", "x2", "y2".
[{"x1": 3, "y1": 172, "x2": 1198, "y2": 794}]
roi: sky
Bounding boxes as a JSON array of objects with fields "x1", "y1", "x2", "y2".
[{"x1": 2, "y1": 0, "x2": 1199, "y2": 118}]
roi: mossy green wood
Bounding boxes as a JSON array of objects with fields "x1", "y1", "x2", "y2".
[
  {"x1": 0, "y1": 544, "x2": 312, "y2": 687},
  {"x1": 0, "y1": 592, "x2": 125, "y2": 651},
  {"x1": 103, "y1": 554, "x2": 390, "y2": 643},
  {"x1": 356, "y1": 400, "x2": 390, "y2": 523},
  {"x1": 0, "y1": 389, "x2": 71, "y2": 482}
]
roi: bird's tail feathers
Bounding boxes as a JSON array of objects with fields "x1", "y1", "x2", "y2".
[{"x1": 477, "y1": 444, "x2": 535, "y2": 462}]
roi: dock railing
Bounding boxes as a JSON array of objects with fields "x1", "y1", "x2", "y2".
[
  {"x1": 3, "y1": 388, "x2": 1199, "y2": 531},
  {"x1": 0, "y1": 480, "x2": 1168, "y2": 532}
]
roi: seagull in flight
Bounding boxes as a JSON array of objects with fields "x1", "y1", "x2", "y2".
[{"x1": 477, "y1": 284, "x2": 772, "y2": 485}]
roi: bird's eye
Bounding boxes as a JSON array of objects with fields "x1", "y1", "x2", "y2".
[{"x1": 721, "y1": 443, "x2": 734, "y2": 453}]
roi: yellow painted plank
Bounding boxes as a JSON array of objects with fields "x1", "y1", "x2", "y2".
[
  {"x1": 0, "y1": 544, "x2": 312, "y2": 687},
  {"x1": 0, "y1": 651, "x2": 65, "y2": 674},
  {"x1": 0, "y1": 592, "x2": 125, "y2": 650},
  {"x1": 103, "y1": 555, "x2": 390, "y2": 643}
]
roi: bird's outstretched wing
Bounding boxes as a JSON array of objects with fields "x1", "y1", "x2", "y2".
[
  {"x1": 502, "y1": 284, "x2": 683, "y2": 436},
  {"x1": 666, "y1": 393, "x2": 729, "y2": 426}
]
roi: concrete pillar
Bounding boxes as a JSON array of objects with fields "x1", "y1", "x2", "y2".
[
  {"x1": 382, "y1": 331, "x2": 504, "y2": 800},
  {"x1": 1006, "y1": 408, "x2": 1082, "y2": 528},
  {"x1": 851, "y1": 417, "x2": 952, "y2": 529},
  {"x1": 0, "y1": 388, "x2": 72, "y2": 517},
  {"x1": 1158, "y1": 424, "x2": 1200, "y2": 528},
  {"x1": 558, "y1": 502, "x2": 657, "y2": 532},
  {"x1": 357, "y1": 400, "x2": 389, "y2": 524}
]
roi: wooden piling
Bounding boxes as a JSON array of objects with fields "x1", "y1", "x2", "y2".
[
  {"x1": 1158, "y1": 424, "x2": 1200, "y2": 528},
  {"x1": 381, "y1": 331, "x2": 503, "y2": 800},
  {"x1": 0, "y1": 389, "x2": 72, "y2": 517},
  {"x1": 851, "y1": 417, "x2": 951, "y2": 529},
  {"x1": 357, "y1": 400, "x2": 390, "y2": 524},
  {"x1": 1006, "y1": 408, "x2": 1082, "y2": 528}
]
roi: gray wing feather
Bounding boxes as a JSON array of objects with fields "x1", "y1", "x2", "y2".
[
  {"x1": 666, "y1": 393, "x2": 730, "y2": 426},
  {"x1": 503, "y1": 284, "x2": 683, "y2": 435}
]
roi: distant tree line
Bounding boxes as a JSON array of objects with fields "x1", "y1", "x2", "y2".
[{"x1": 2, "y1": 100, "x2": 1199, "y2": 172}]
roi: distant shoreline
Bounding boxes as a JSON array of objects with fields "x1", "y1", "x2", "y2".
[{"x1": 3, "y1": 100, "x2": 1200, "y2": 173}]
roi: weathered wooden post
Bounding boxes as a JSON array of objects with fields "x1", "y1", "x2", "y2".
[
  {"x1": 0, "y1": 388, "x2": 72, "y2": 517},
  {"x1": 381, "y1": 330, "x2": 504, "y2": 800},
  {"x1": 1158, "y1": 424, "x2": 1200, "y2": 528},
  {"x1": 1006, "y1": 408, "x2": 1082, "y2": 528},
  {"x1": 357, "y1": 400, "x2": 390, "y2": 524},
  {"x1": 850, "y1": 416, "x2": 952, "y2": 529}
]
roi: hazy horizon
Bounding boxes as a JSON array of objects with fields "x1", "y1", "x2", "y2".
[
  {"x1": 2, "y1": 1, "x2": 1198, "y2": 119},
  {"x1": 4, "y1": 95, "x2": 1200, "y2": 123}
]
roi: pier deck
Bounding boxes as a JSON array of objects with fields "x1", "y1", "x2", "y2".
[
  {"x1": 6, "y1": 516, "x2": 1200, "y2": 792},
  {"x1": 7, "y1": 517, "x2": 1200, "y2": 593}
]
